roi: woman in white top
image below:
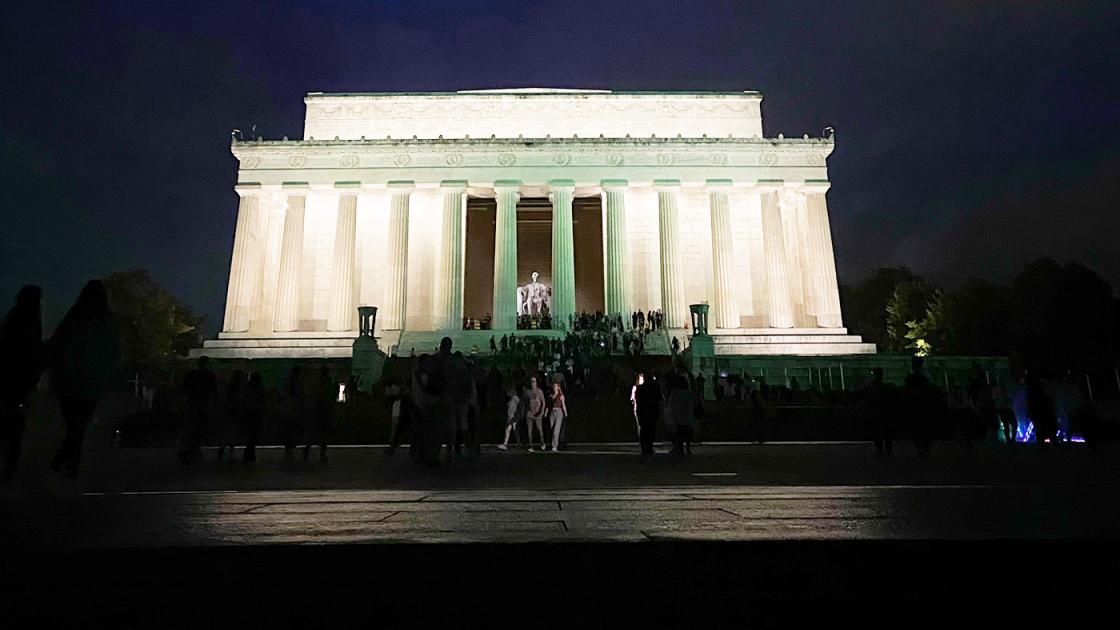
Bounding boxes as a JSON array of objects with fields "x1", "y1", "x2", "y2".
[{"x1": 549, "y1": 382, "x2": 568, "y2": 452}]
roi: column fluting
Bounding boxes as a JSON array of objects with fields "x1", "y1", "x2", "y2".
[
  {"x1": 326, "y1": 188, "x2": 359, "y2": 331},
  {"x1": 549, "y1": 179, "x2": 576, "y2": 330},
  {"x1": 492, "y1": 181, "x2": 521, "y2": 330},
  {"x1": 804, "y1": 184, "x2": 844, "y2": 328},
  {"x1": 707, "y1": 180, "x2": 739, "y2": 329},
  {"x1": 222, "y1": 186, "x2": 263, "y2": 332},
  {"x1": 381, "y1": 181, "x2": 413, "y2": 331},
  {"x1": 437, "y1": 181, "x2": 467, "y2": 329},
  {"x1": 760, "y1": 185, "x2": 795, "y2": 329},
  {"x1": 601, "y1": 180, "x2": 630, "y2": 318},
  {"x1": 273, "y1": 192, "x2": 306, "y2": 332},
  {"x1": 656, "y1": 179, "x2": 686, "y2": 329}
]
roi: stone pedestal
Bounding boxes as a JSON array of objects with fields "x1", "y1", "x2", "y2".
[
  {"x1": 689, "y1": 303, "x2": 711, "y2": 336},
  {"x1": 351, "y1": 306, "x2": 386, "y2": 392}
]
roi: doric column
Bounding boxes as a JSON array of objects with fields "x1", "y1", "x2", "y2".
[
  {"x1": 222, "y1": 184, "x2": 264, "y2": 332},
  {"x1": 492, "y1": 180, "x2": 521, "y2": 330},
  {"x1": 779, "y1": 189, "x2": 809, "y2": 326},
  {"x1": 601, "y1": 179, "x2": 630, "y2": 318},
  {"x1": 803, "y1": 181, "x2": 843, "y2": 328},
  {"x1": 655, "y1": 179, "x2": 686, "y2": 329},
  {"x1": 437, "y1": 180, "x2": 467, "y2": 329},
  {"x1": 707, "y1": 179, "x2": 739, "y2": 329},
  {"x1": 549, "y1": 179, "x2": 576, "y2": 329},
  {"x1": 273, "y1": 185, "x2": 307, "y2": 332},
  {"x1": 382, "y1": 181, "x2": 414, "y2": 331},
  {"x1": 326, "y1": 183, "x2": 359, "y2": 332},
  {"x1": 759, "y1": 182, "x2": 795, "y2": 328}
]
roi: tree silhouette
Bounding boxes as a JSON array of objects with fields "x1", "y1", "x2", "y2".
[{"x1": 104, "y1": 269, "x2": 204, "y2": 364}]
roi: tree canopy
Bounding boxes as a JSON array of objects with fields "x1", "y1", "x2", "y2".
[
  {"x1": 841, "y1": 258, "x2": 1119, "y2": 372},
  {"x1": 104, "y1": 269, "x2": 204, "y2": 364}
]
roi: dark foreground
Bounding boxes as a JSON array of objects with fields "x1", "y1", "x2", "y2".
[{"x1": 2, "y1": 443, "x2": 1119, "y2": 627}]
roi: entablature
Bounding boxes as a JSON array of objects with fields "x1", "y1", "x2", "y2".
[{"x1": 232, "y1": 136, "x2": 833, "y2": 187}]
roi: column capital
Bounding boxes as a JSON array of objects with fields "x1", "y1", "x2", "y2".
[
  {"x1": 234, "y1": 182, "x2": 262, "y2": 196},
  {"x1": 600, "y1": 178, "x2": 628, "y2": 191},
  {"x1": 334, "y1": 180, "x2": 362, "y2": 190},
  {"x1": 440, "y1": 179, "x2": 469, "y2": 192},
  {"x1": 547, "y1": 178, "x2": 576, "y2": 192},
  {"x1": 493, "y1": 179, "x2": 522, "y2": 195},
  {"x1": 281, "y1": 181, "x2": 309, "y2": 194},
  {"x1": 800, "y1": 179, "x2": 831, "y2": 194},
  {"x1": 755, "y1": 179, "x2": 784, "y2": 194},
  {"x1": 387, "y1": 180, "x2": 415, "y2": 194},
  {"x1": 654, "y1": 179, "x2": 681, "y2": 192},
  {"x1": 705, "y1": 178, "x2": 733, "y2": 192}
]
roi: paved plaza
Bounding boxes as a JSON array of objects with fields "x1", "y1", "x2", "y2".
[
  {"x1": 3, "y1": 442, "x2": 1119, "y2": 545},
  {"x1": 3, "y1": 443, "x2": 1119, "y2": 627}
]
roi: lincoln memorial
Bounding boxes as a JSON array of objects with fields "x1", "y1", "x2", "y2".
[{"x1": 200, "y1": 88, "x2": 874, "y2": 358}]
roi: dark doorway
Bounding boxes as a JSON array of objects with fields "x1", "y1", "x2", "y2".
[{"x1": 462, "y1": 195, "x2": 604, "y2": 322}]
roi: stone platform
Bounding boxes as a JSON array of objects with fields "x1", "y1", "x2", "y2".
[
  {"x1": 193, "y1": 330, "x2": 402, "y2": 359},
  {"x1": 193, "y1": 326, "x2": 873, "y2": 359},
  {"x1": 704, "y1": 327, "x2": 876, "y2": 356},
  {"x1": 394, "y1": 329, "x2": 564, "y2": 357}
]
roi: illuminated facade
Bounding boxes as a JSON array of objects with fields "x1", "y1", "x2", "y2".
[{"x1": 200, "y1": 88, "x2": 874, "y2": 358}]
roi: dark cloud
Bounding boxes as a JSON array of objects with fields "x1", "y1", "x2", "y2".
[{"x1": 2, "y1": 1, "x2": 1118, "y2": 329}]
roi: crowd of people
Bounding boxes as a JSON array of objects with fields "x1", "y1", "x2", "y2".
[{"x1": 0, "y1": 282, "x2": 1103, "y2": 482}]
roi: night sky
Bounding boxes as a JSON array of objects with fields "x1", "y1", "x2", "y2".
[{"x1": 2, "y1": 1, "x2": 1118, "y2": 332}]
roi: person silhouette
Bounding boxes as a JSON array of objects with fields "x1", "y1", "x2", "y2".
[
  {"x1": 634, "y1": 372, "x2": 662, "y2": 455},
  {"x1": 241, "y1": 371, "x2": 265, "y2": 463},
  {"x1": 1026, "y1": 374, "x2": 1057, "y2": 446},
  {"x1": 866, "y1": 367, "x2": 894, "y2": 457},
  {"x1": 47, "y1": 280, "x2": 121, "y2": 478},
  {"x1": 306, "y1": 366, "x2": 334, "y2": 462},
  {"x1": 905, "y1": 356, "x2": 935, "y2": 456},
  {"x1": 0, "y1": 285, "x2": 44, "y2": 480},
  {"x1": 180, "y1": 355, "x2": 218, "y2": 465},
  {"x1": 284, "y1": 365, "x2": 306, "y2": 462},
  {"x1": 218, "y1": 369, "x2": 244, "y2": 461}
]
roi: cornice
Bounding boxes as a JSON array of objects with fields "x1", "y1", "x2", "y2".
[{"x1": 232, "y1": 137, "x2": 833, "y2": 171}]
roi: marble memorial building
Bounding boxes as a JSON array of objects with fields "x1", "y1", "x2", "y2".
[{"x1": 200, "y1": 89, "x2": 875, "y2": 358}]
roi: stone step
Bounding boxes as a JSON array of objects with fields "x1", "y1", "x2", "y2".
[
  {"x1": 203, "y1": 338, "x2": 357, "y2": 348},
  {"x1": 711, "y1": 335, "x2": 865, "y2": 345},
  {"x1": 191, "y1": 346, "x2": 355, "y2": 359},
  {"x1": 708, "y1": 327, "x2": 850, "y2": 336},
  {"x1": 712, "y1": 342, "x2": 878, "y2": 356}
]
